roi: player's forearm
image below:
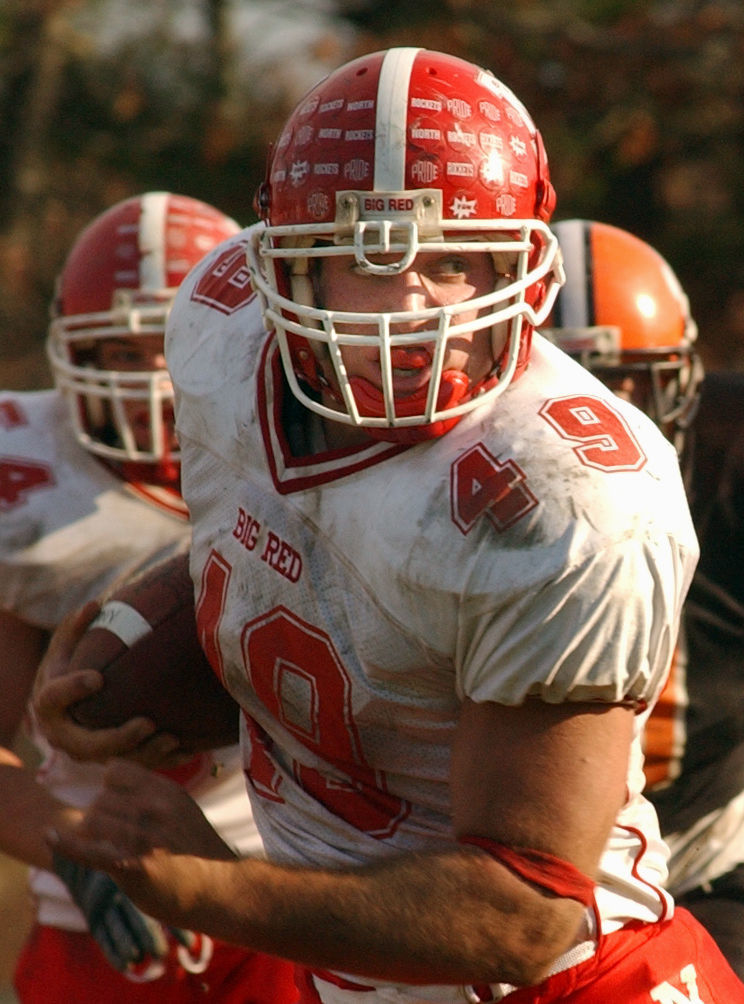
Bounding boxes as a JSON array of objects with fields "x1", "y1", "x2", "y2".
[
  {"x1": 0, "y1": 755, "x2": 82, "y2": 869},
  {"x1": 150, "y1": 847, "x2": 584, "y2": 988}
]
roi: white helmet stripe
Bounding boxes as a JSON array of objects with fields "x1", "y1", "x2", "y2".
[
  {"x1": 374, "y1": 47, "x2": 421, "y2": 191},
  {"x1": 553, "y1": 219, "x2": 593, "y2": 327},
  {"x1": 138, "y1": 191, "x2": 170, "y2": 290}
]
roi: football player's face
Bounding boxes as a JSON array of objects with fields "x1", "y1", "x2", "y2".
[
  {"x1": 315, "y1": 250, "x2": 506, "y2": 399},
  {"x1": 97, "y1": 334, "x2": 176, "y2": 452},
  {"x1": 97, "y1": 334, "x2": 166, "y2": 374}
]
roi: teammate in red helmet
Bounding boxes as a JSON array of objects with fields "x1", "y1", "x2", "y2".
[{"x1": 1, "y1": 193, "x2": 295, "y2": 1003}]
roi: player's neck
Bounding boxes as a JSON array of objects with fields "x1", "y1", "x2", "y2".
[
  {"x1": 319, "y1": 416, "x2": 373, "y2": 451},
  {"x1": 280, "y1": 379, "x2": 373, "y2": 455},
  {"x1": 315, "y1": 387, "x2": 375, "y2": 450}
]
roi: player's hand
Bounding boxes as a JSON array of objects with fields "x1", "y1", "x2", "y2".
[
  {"x1": 32, "y1": 604, "x2": 181, "y2": 766},
  {"x1": 52, "y1": 757, "x2": 237, "y2": 863},
  {"x1": 84, "y1": 758, "x2": 238, "y2": 860},
  {"x1": 47, "y1": 759, "x2": 237, "y2": 925},
  {"x1": 52, "y1": 851, "x2": 211, "y2": 977}
]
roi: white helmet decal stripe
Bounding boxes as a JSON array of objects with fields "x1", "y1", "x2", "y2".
[
  {"x1": 553, "y1": 219, "x2": 592, "y2": 328},
  {"x1": 374, "y1": 48, "x2": 420, "y2": 191},
  {"x1": 138, "y1": 191, "x2": 170, "y2": 290}
]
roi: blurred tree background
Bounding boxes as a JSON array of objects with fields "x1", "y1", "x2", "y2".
[{"x1": 2, "y1": 0, "x2": 744, "y2": 389}]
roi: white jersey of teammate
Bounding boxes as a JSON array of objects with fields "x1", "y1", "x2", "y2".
[
  {"x1": 0, "y1": 388, "x2": 261, "y2": 932},
  {"x1": 167, "y1": 229, "x2": 698, "y2": 1001}
]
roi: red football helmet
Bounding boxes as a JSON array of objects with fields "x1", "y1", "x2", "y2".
[
  {"x1": 47, "y1": 192, "x2": 240, "y2": 487},
  {"x1": 544, "y1": 219, "x2": 701, "y2": 450},
  {"x1": 248, "y1": 47, "x2": 564, "y2": 442}
]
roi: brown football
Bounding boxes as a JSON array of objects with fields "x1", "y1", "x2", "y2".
[{"x1": 69, "y1": 552, "x2": 239, "y2": 751}]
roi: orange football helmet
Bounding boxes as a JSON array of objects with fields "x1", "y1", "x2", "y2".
[{"x1": 544, "y1": 219, "x2": 701, "y2": 450}]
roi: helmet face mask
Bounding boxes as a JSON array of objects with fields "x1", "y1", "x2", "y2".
[
  {"x1": 544, "y1": 219, "x2": 702, "y2": 453},
  {"x1": 249, "y1": 47, "x2": 564, "y2": 443},
  {"x1": 250, "y1": 217, "x2": 561, "y2": 439},
  {"x1": 585, "y1": 350, "x2": 700, "y2": 439},
  {"x1": 47, "y1": 192, "x2": 240, "y2": 485},
  {"x1": 48, "y1": 292, "x2": 176, "y2": 466}
]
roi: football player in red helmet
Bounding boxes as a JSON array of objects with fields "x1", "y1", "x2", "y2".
[
  {"x1": 37, "y1": 53, "x2": 744, "y2": 1004},
  {"x1": 546, "y1": 219, "x2": 744, "y2": 979},
  {"x1": 248, "y1": 47, "x2": 564, "y2": 443},
  {"x1": 46, "y1": 192, "x2": 240, "y2": 491},
  {"x1": 0, "y1": 194, "x2": 297, "y2": 1002}
]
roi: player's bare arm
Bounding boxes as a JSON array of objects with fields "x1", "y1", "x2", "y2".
[
  {"x1": 49, "y1": 695, "x2": 629, "y2": 987},
  {"x1": 0, "y1": 609, "x2": 48, "y2": 746},
  {"x1": 0, "y1": 610, "x2": 85, "y2": 869}
]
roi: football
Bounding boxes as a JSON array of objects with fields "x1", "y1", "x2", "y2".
[{"x1": 69, "y1": 552, "x2": 239, "y2": 751}]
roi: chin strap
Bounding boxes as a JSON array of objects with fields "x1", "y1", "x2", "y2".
[
  {"x1": 342, "y1": 317, "x2": 535, "y2": 444},
  {"x1": 111, "y1": 458, "x2": 181, "y2": 493},
  {"x1": 346, "y1": 370, "x2": 470, "y2": 443}
]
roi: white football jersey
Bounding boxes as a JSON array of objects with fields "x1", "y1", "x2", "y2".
[
  {"x1": 166, "y1": 230, "x2": 699, "y2": 1001},
  {"x1": 0, "y1": 388, "x2": 260, "y2": 931}
]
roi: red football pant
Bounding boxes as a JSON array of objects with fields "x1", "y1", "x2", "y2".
[
  {"x1": 296, "y1": 908, "x2": 744, "y2": 1003},
  {"x1": 14, "y1": 923, "x2": 298, "y2": 1003}
]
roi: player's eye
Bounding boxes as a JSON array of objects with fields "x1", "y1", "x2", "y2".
[
  {"x1": 112, "y1": 348, "x2": 144, "y2": 367},
  {"x1": 426, "y1": 256, "x2": 469, "y2": 281},
  {"x1": 98, "y1": 339, "x2": 161, "y2": 370}
]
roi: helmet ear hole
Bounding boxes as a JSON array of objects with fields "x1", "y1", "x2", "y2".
[
  {"x1": 534, "y1": 179, "x2": 556, "y2": 222},
  {"x1": 533, "y1": 131, "x2": 556, "y2": 221}
]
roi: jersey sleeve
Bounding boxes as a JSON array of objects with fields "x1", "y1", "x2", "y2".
[{"x1": 457, "y1": 531, "x2": 696, "y2": 708}]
